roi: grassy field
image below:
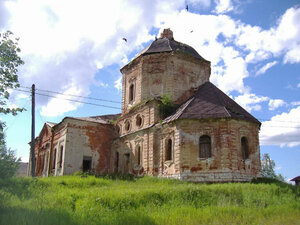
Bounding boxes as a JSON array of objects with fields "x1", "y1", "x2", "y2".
[{"x1": 0, "y1": 175, "x2": 299, "y2": 225}]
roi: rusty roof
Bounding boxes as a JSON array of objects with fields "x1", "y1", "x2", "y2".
[{"x1": 163, "y1": 82, "x2": 261, "y2": 125}]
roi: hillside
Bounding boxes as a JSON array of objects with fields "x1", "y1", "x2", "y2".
[{"x1": 0, "y1": 176, "x2": 299, "y2": 225}]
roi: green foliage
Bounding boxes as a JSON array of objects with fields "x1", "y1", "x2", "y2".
[
  {"x1": 261, "y1": 153, "x2": 285, "y2": 181},
  {"x1": 0, "y1": 140, "x2": 20, "y2": 179},
  {"x1": 159, "y1": 94, "x2": 176, "y2": 118},
  {"x1": 0, "y1": 30, "x2": 24, "y2": 116},
  {"x1": 0, "y1": 31, "x2": 24, "y2": 179},
  {"x1": 0, "y1": 176, "x2": 299, "y2": 225}
]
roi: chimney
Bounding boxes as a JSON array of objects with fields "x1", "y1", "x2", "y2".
[{"x1": 160, "y1": 28, "x2": 174, "y2": 39}]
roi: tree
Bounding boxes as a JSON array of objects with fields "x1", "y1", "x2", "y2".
[
  {"x1": 0, "y1": 31, "x2": 24, "y2": 178},
  {"x1": 261, "y1": 153, "x2": 285, "y2": 182}
]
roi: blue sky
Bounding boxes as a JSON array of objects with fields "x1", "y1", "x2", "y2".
[{"x1": 0, "y1": 0, "x2": 299, "y2": 181}]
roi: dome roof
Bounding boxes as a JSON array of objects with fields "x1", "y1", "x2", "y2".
[
  {"x1": 138, "y1": 36, "x2": 206, "y2": 60},
  {"x1": 124, "y1": 29, "x2": 208, "y2": 69}
]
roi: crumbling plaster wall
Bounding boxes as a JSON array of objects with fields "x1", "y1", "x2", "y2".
[
  {"x1": 171, "y1": 119, "x2": 261, "y2": 182},
  {"x1": 60, "y1": 119, "x2": 114, "y2": 175},
  {"x1": 121, "y1": 52, "x2": 210, "y2": 114}
]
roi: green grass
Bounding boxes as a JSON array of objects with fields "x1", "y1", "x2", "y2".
[{"x1": 0, "y1": 176, "x2": 299, "y2": 225}]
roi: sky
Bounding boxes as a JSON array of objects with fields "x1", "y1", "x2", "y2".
[{"x1": 0, "y1": 0, "x2": 299, "y2": 181}]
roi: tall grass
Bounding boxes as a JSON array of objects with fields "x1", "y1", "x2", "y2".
[{"x1": 0, "y1": 176, "x2": 299, "y2": 225}]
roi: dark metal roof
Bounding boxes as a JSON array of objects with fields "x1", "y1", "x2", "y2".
[
  {"x1": 163, "y1": 82, "x2": 261, "y2": 125},
  {"x1": 136, "y1": 37, "x2": 207, "y2": 61},
  {"x1": 290, "y1": 176, "x2": 300, "y2": 181}
]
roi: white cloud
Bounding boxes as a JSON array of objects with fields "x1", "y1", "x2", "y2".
[
  {"x1": 268, "y1": 99, "x2": 286, "y2": 111},
  {"x1": 260, "y1": 106, "x2": 300, "y2": 147},
  {"x1": 16, "y1": 93, "x2": 29, "y2": 99},
  {"x1": 255, "y1": 61, "x2": 278, "y2": 76},
  {"x1": 236, "y1": 7, "x2": 300, "y2": 64},
  {"x1": 214, "y1": 0, "x2": 233, "y2": 14},
  {"x1": 234, "y1": 93, "x2": 269, "y2": 112},
  {"x1": 114, "y1": 76, "x2": 122, "y2": 92},
  {"x1": 291, "y1": 101, "x2": 300, "y2": 106},
  {"x1": 40, "y1": 86, "x2": 83, "y2": 117},
  {"x1": 1, "y1": 0, "x2": 184, "y2": 117},
  {"x1": 297, "y1": 83, "x2": 300, "y2": 88}
]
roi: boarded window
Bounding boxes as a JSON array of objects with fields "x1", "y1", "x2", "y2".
[
  {"x1": 199, "y1": 135, "x2": 212, "y2": 158},
  {"x1": 83, "y1": 156, "x2": 92, "y2": 172},
  {"x1": 241, "y1": 137, "x2": 249, "y2": 160},
  {"x1": 59, "y1": 146, "x2": 64, "y2": 168},
  {"x1": 165, "y1": 139, "x2": 172, "y2": 161},
  {"x1": 129, "y1": 84, "x2": 134, "y2": 102}
]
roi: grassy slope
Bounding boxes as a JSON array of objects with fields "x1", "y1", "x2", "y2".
[{"x1": 0, "y1": 176, "x2": 299, "y2": 225}]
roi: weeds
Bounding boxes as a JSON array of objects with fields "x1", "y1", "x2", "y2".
[{"x1": 0, "y1": 176, "x2": 299, "y2": 225}]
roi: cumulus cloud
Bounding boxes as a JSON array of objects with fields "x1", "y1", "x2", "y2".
[
  {"x1": 213, "y1": 0, "x2": 233, "y2": 14},
  {"x1": 236, "y1": 6, "x2": 300, "y2": 64},
  {"x1": 268, "y1": 99, "x2": 286, "y2": 111},
  {"x1": 114, "y1": 76, "x2": 122, "y2": 92},
  {"x1": 255, "y1": 61, "x2": 278, "y2": 76},
  {"x1": 234, "y1": 93, "x2": 269, "y2": 112},
  {"x1": 1, "y1": 0, "x2": 184, "y2": 116},
  {"x1": 260, "y1": 106, "x2": 300, "y2": 147}
]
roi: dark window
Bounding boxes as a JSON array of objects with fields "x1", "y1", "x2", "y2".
[
  {"x1": 241, "y1": 137, "x2": 249, "y2": 159},
  {"x1": 59, "y1": 146, "x2": 63, "y2": 168},
  {"x1": 52, "y1": 148, "x2": 56, "y2": 169},
  {"x1": 124, "y1": 153, "x2": 130, "y2": 173},
  {"x1": 137, "y1": 146, "x2": 141, "y2": 166},
  {"x1": 136, "y1": 115, "x2": 142, "y2": 127},
  {"x1": 125, "y1": 120, "x2": 131, "y2": 131},
  {"x1": 166, "y1": 139, "x2": 172, "y2": 161},
  {"x1": 83, "y1": 156, "x2": 92, "y2": 172},
  {"x1": 116, "y1": 152, "x2": 119, "y2": 170},
  {"x1": 199, "y1": 135, "x2": 212, "y2": 158},
  {"x1": 129, "y1": 84, "x2": 134, "y2": 102},
  {"x1": 116, "y1": 125, "x2": 121, "y2": 134}
]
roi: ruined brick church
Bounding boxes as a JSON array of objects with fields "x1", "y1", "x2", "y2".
[{"x1": 29, "y1": 29, "x2": 261, "y2": 182}]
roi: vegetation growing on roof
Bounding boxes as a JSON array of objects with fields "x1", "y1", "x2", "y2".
[{"x1": 159, "y1": 94, "x2": 176, "y2": 118}]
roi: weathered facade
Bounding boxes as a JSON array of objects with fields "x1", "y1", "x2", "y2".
[
  {"x1": 30, "y1": 29, "x2": 261, "y2": 182},
  {"x1": 28, "y1": 115, "x2": 118, "y2": 177},
  {"x1": 111, "y1": 29, "x2": 262, "y2": 182}
]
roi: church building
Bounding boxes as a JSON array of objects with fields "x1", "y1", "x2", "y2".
[{"x1": 30, "y1": 29, "x2": 262, "y2": 182}]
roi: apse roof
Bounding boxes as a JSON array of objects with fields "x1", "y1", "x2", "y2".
[{"x1": 163, "y1": 82, "x2": 261, "y2": 125}]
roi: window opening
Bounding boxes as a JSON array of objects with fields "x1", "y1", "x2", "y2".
[
  {"x1": 52, "y1": 148, "x2": 56, "y2": 169},
  {"x1": 136, "y1": 115, "x2": 142, "y2": 127},
  {"x1": 129, "y1": 84, "x2": 134, "y2": 102},
  {"x1": 199, "y1": 135, "x2": 212, "y2": 158},
  {"x1": 165, "y1": 139, "x2": 172, "y2": 161},
  {"x1": 83, "y1": 156, "x2": 92, "y2": 172},
  {"x1": 241, "y1": 137, "x2": 249, "y2": 160},
  {"x1": 59, "y1": 146, "x2": 63, "y2": 168},
  {"x1": 137, "y1": 146, "x2": 141, "y2": 166}
]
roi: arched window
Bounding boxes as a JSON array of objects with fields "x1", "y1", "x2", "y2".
[
  {"x1": 59, "y1": 146, "x2": 63, "y2": 168},
  {"x1": 165, "y1": 139, "x2": 172, "y2": 161},
  {"x1": 199, "y1": 135, "x2": 212, "y2": 158},
  {"x1": 136, "y1": 114, "x2": 143, "y2": 127},
  {"x1": 241, "y1": 137, "x2": 249, "y2": 160},
  {"x1": 52, "y1": 148, "x2": 56, "y2": 169},
  {"x1": 125, "y1": 120, "x2": 131, "y2": 132},
  {"x1": 137, "y1": 145, "x2": 141, "y2": 166},
  {"x1": 129, "y1": 84, "x2": 134, "y2": 102}
]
